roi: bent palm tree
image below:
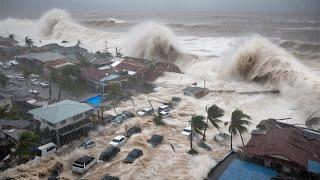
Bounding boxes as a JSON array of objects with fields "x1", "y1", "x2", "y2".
[
  {"x1": 189, "y1": 115, "x2": 207, "y2": 153},
  {"x1": 203, "y1": 104, "x2": 224, "y2": 140},
  {"x1": 229, "y1": 109, "x2": 251, "y2": 150}
]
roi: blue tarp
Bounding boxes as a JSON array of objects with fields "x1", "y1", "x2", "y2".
[
  {"x1": 308, "y1": 160, "x2": 320, "y2": 174},
  {"x1": 219, "y1": 159, "x2": 278, "y2": 180}
]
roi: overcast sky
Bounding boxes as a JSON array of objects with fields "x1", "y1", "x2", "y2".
[{"x1": 1, "y1": 0, "x2": 319, "y2": 18}]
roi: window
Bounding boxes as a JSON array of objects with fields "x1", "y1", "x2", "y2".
[
  {"x1": 47, "y1": 146, "x2": 56, "y2": 152},
  {"x1": 60, "y1": 120, "x2": 67, "y2": 126},
  {"x1": 73, "y1": 113, "x2": 83, "y2": 121}
]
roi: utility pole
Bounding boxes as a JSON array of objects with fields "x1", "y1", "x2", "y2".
[
  {"x1": 148, "y1": 99, "x2": 156, "y2": 117},
  {"x1": 105, "y1": 40, "x2": 108, "y2": 53},
  {"x1": 49, "y1": 81, "x2": 52, "y2": 103}
]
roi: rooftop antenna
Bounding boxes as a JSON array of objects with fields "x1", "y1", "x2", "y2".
[{"x1": 105, "y1": 39, "x2": 108, "y2": 53}]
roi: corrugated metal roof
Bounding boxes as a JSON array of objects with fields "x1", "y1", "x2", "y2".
[
  {"x1": 15, "y1": 52, "x2": 66, "y2": 63},
  {"x1": 244, "y1": 128, "x2": 320, "y2": 170},
  {"x1": 28, "y1": 99, "x2": 94, "y2": 124}
]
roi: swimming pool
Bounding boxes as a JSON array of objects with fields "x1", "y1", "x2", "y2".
[{"x1": 85, "y1": 95, "x2": 103, "y2": 107}]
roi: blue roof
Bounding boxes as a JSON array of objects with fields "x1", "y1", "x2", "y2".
[
  {"x1": 28, "y1": 99, "x2": 94, "y2": 124},
  {"x1": 308, "y1": 160, "x2": 320, "y2": 174},
  {"x1": 219, "y1": 159, "x2": 278, "y2": 180}
]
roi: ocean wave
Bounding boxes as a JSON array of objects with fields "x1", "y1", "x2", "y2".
[
  {"x1": 122, "y1": 22, "x2": 196, "y2": 64},
  {"x1": 223, "y1": 36, "x2": 320, "y2": 119},
  {"x1": 279, "y1": 40, "x2": 320, "y2": 53}
]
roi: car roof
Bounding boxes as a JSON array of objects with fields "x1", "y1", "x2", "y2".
[
  {"x1": 75, "y1": 156, "x2": 94, "y2": 164},
  {"x1": 114, "y1": 135, "x2": 126, "y2": 140},
  {"x1": 159, "y1": 105, "x2": 169, "y2": 109},
  {"x1": 184, "y1": 126, "x2": 191, "y2": 130},
  {"x1": 143, "y1": 108, "x2": 152, "y2": 111}
]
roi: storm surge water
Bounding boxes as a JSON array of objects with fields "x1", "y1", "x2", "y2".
[{"x1": 224, "y1": 36, "x2": 320, "y2": 119}]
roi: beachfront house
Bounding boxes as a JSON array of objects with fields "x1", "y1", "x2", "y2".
[
  {"x1": 15, "y1": 52, "x2": 76, "y2": 74},
  {"x1": 80, "y1": 67, "x2": 120, "y2": 93},
  {"x1": 28, "y1": 99, "x2": 94, "y2": 146}
]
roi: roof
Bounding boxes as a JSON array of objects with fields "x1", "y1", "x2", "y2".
[
  {"x1": 0, "y1": 119, "x2": 32, "y2": 129},
  {"x1": 308, "y1": 160, "x2": 320, "y2": 174},
  {"x1": 15, "y1": 52, "x2": 66, "y2": 63},
  {"x1": 244, "y1": 128, "x2": 320, "y2": 171},
  {"x1": 81, "y1": 68, "x2": 108, "y2": 82},
  {"x1": 114, "y1": 59, "x2": 146, "y2": 72},
  {"x1": 219, "y1": 159, "x2": 277, "y2": 180},
  {"x1": 0, "y1": 129, "x2": 28, "y2": 142},
  {"x1": 28, "y1": 99, "x2": 94, "y2": 124},
  {"x1": 114, "y1": 135, "x2": 126, "y2": 140}
]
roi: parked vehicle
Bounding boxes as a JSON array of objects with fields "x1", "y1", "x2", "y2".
[
  {"x1": 16, "y1": 75, "x2": 25, "y2": 81},
  {"x1": 158, "y1": 105, "x2": 171, "y2": 113},
  {"x1": 30, "y1": 79, "x2": 40, "y2": 86},
  {"x1": 99, "y1": 146, "x2": 120, "y2": 161},
  {"x1": 29, "y1": 74, "x2": 39, "y2": 79},
  {"x1": 101, "y1": 114, "x2": 114, "y2": 124},
  {"x1": 137, "y1": 108, "x2": 153, "y2": 116},
  {"x1": 72, "y1": 156, "x2": 97, "y2": 174},
  {"x1": 124, "y1": 126, "x2": 142, "y2": 137},
  {"x1": 122, "y1": 111, "x2": 135, "y2": 118},
  {"x1": 80, "y1": 140, "x2": 96, "y2": 149},
  {"x1": 29, "y1": 89, "x2": 39, "y2": 95},
  {"x1": 181, "y1": 126, "x2": 191, "y2": 136},
  {"x1": 159, "y1": 111, "x2": 170, "y2": 117},
  {"x1": 109, "y1": 135, "x2": 127, "y2": 147},
  {"x1": 112, "y1": 114, "x2": 128, "y2": 124},
  {"x1": 40, "y1": 82, "x2": 49, "y2": 88},
  {"x1": 124, "y1": 149, "x2": 143, "y2": 163},
  {"x1": 101, "y1": 175, "x2": 120, "y2": 180},
  {"x1": 1, "y1": 62, "x2": 11, "y2": 69},
  {"x1": 147, "y1": 135, "x2": 164, "y2": 147},
  {"x1": 36, "y1": 142, "x2": 57, "y2": 157}
]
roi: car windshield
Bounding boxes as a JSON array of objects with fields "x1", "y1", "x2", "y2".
[
  {"x1": 183, "y1": 129, "x2": 191, "y2": 133},
  {"x1": 112, "y1": 138, "x2": 121, "y2": 142},
  {"x1": 72, "y1": 163, "x2": 84, "y2": 168}
]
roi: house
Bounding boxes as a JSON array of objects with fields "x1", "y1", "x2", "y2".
[
  {"x1": 244, "y1": 127, "x2": 320, "y2": 177},
  {"x1": 15, "y1": 52, "x2": 76, "y2": 74},
  {"x1": 112, "y1": 57, "x2": 181, "y2": 82},
  {"x1": 28, "y1": 99, "x2": 95, "y2": 146},
  {"x1": 80, "y1": 67, "x2": 121, "y2": 93},
  {"x1": 183, "y1": 85, "x2": 209, "y2": 98},
  {"x1": 39, "y1": 43, "x2": 88, "y2": 61},
  {"x1": 0, "y1": 94, "x2": 12, "y2": 111},
  {"x1": 86, "y1": 52, "x2": 114, "y2": 67}
]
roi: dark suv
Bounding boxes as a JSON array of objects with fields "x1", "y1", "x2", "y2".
[
  {"x1": 124, "y1": 149, "x2": 143, "y2": 163},
  {"x1": 147, "y1": 135, "x2": 164, "y2": 147},
  {"x1": 99, "y1": 146, "x2": 121, "y2": 161},
  {"x1": 124, "y1": 126, "x2": 142, "y2": 137}
]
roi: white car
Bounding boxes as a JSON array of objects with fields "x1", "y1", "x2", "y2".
[
  {"x1": 159, "y1": 111, "x2": 170, "y2": 117},
  {"x1": 109, "y1": 135, "x2": 127, "y2": 147},
  {"x1": 181, "y1": 126, "x2": 192, "y2": 136},
  {"x1": 29, "y1": 74, "x2": 39, "y2": 79},
  {"x1": 40, "y1": 82, "x2": 49, "y2": 88},
  {"x1": 137, "y1": 108, "x2": 153, "y2": 116},
  {"x1": 158, "y1": 105, "x2": 171, "y2": 113},
  {"x1": 31, "y1": 79, "x2": 40, "y2": 86},
  {"x1": 80, "y1": 140, "x2": 96, "y2": 149},
  {"x1": 17, "y1": 75, "x2": 25, "y2": 81},
  {"x1": 72, "y1": 156, "x2": 97, "y2": 174},
  {"x1": 29, "y1": 89, "x2": 39, "y2": 95}
]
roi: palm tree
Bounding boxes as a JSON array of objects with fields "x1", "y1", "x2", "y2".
[
  {"x1": 189, "y1": 115, "x2": 207, "y2": 153},
  {"x1": 203, "y1": 104, "x2": 224, "y2": 140},
  {"x1": 229, "y1": 109, "x2": 251, "y2": 150}
]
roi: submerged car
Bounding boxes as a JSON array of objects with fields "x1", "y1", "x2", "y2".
[
  {"x1": 72, "y1": 156, "x2": 97, "y2": 174},
  {"x1": 124, "y1": 149, "x2": 143, "y2": 163},
  {"x1": 80, "y1": 140, "x2": 96, "y2": 149},
  {"x1": 122, "y1": 111, "x2": 135, "y2": 118},
  {"x1": 137, "y1": 108, "x2": 153, "y2": 116},
  {"x1": 181, "y1": 126, "x2": 191, "y2": 136},
  {"x1": 40, "y1": 82, "x2": 49, "y2": 88},
  {"x1": 124, "y1": 126, "x2": 142, "y2": 137},
  {"x1": 158, "y1": 105, "x2": 171, "y2": 113},
  {"x1": 109, "y1": 135, "x2": 127, "y2": 147},
  {"x1": 101, "y1": 175, "x2": 120, "y2": 180},
  {"x1": 112, "y1": 114, "x2": 128, "y2": 124},
  {"x1": 147, "y1": 135, "x2": 164, "y2": 147},
  {"x1": 99, "y1": 146, "x2": 120, "y2": 161}
]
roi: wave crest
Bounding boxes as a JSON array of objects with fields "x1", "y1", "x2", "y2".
[
  {"x1": 123, "y1": 22, "x2": 185, "y2": 63},
  {"x1": 38, "y1": 9, "x2": 72, "y2": 36}
]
